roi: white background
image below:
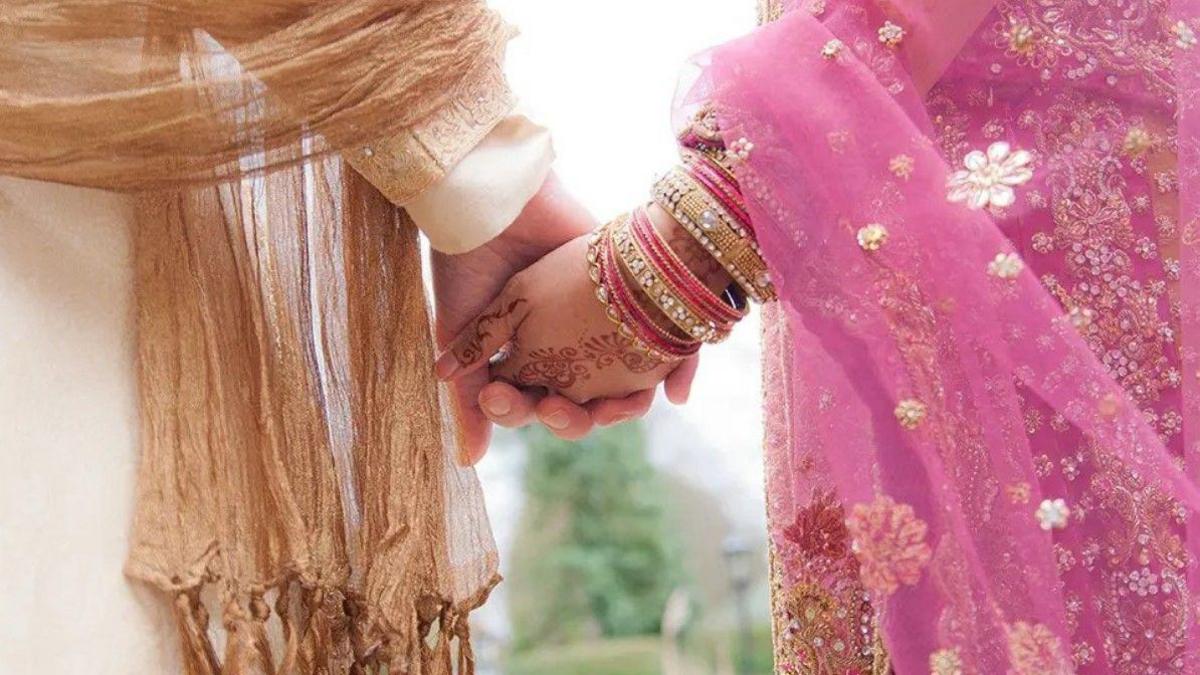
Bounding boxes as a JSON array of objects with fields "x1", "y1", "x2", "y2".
[{"x1": 473, "y1": 0, "x2": 767, "y2": 655}]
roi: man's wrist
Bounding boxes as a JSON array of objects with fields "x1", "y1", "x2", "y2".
[{"x1": 488, "y1": 172, "x2": 595, "y2": 266}]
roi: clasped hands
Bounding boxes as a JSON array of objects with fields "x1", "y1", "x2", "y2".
[{"x1": 431, "y1": 173, "x2": 723, "y2": 465}]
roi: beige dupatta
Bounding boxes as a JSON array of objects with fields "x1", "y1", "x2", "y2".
[{"x1": 1, "y1": 2, "x2": 511, "y2": 672}]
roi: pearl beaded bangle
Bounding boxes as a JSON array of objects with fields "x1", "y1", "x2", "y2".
[{"x1": 652, "y1": 167, "x2": 776, "y2": 303}]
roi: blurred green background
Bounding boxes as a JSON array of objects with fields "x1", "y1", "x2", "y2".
[{"x1": 496, "y1": 423, "x2": 772, "y2": 675}]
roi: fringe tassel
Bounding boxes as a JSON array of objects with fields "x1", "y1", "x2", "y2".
[
  {"x1": 430, "y1": 628, "x2": 453, "y2": 675},
  {"x1": 276, "y1": 582, "x2": 302, "y2": 675},
  {"x1": 415, "y1": 595, "x2": 441, "y2": 675},
  {"x1": 454, "y1": 616, "x2": 475, "y2": 675},
  {"x1": 174, "y1": 589, "x2": 221, "y2": 675},
  {"x1": 221, "y1": 592, "x2": 276, "y2": 675},
  {"x1": 417, "y1": 598, "x2": 476, "y2": 675},
  {"x1": 289, "y1": 586, "x2": 356, "y2": 674},
  {"x1": 169, "y1": 583, "x2": 483, "y2": 675}
]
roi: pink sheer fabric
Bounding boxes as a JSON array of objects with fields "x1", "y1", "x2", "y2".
[{"x1": 681, "y1": 1, "x2": 1200, "y2": 672}]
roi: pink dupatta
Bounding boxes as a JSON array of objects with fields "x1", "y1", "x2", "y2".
[{"x1": 680, "y1": 1, "x2": 1200, "y2": 672}]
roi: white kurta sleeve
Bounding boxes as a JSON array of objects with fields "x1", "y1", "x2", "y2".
[{"x1": 404, "y1": 114, "x2": 555, "y2": 254}]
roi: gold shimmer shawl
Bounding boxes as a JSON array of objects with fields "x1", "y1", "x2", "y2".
[{"x1": 1, "y1": 2, "x2": 511, "y2": 672}]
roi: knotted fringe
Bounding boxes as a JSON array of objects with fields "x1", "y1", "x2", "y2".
[
  {"x1": 222, "y1": 591, "x2": 274, "y2": 675},
  {"x1": 170, "y1": 581, "x2": 486, "y2": 674},
  {"x1": 293, "y1": 586, "x2": 355, "y2": 674},
  {"x1": 175, "y1": 589, "x2": 220, "y2": 675}
]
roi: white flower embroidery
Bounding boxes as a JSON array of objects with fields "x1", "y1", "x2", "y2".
[
  {"x1": 1068, "y1": 306, "x2": 1095, "y2": 330},
  {"x1": 821, "y1": 39, "x2": 845, "y2": 60},
  {"x1": 946, "y1": 142, "x2": 1034, "y2": 209},
  {"x1": 1173, "y1": 21, "x2": 1197, "y2": 50},
  {"x1": 894, "y1": 399, "x2": 927, "y2": 429},
  {"x1": 930, "y1": 648, "x2": 964, "y2": 675},
  {"x1": 857, "y1": 223, "x2": 889, "y2": 251},
  {"x1": 1036, "y1": 498, "x2": 1070, "y2": 530},
  {"x1": 878, "y1": 21, "x2": 905, "y2": 47},
  {"x1": 889, "y1": 154, "x2": 915, "y2": 179},
  {"x1": 988, "y1": 252, "x2": 1024, "y2": 279}
]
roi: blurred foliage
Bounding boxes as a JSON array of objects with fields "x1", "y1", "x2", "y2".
[
  {"x1": 503, "y1": 637, "x2": 661, "y2": 675},
  {"x1": 502, "y1": 627, "x2": 774, "y2": 675},
  {"x1": 506, "y1": 423, "x2": 683, "y2": 651},
  {"x1": 682, "y1": 624, "x2": 776, "y2": 674}
]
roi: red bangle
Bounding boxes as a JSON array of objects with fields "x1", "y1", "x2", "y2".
[
  {"x1": 629, "y1": 207, "x2": 745, "y2": 328},
  {"x1": 602, "y1": 225, "x2": 700, "y2": 358}
]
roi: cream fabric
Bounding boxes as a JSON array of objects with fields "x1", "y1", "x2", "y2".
[
  {"x1": 406, "y1": 114, "x2": 555, "y2": 254},
  {"x1": 0, "y1": 176, "x2": 179, "y2": 673}
]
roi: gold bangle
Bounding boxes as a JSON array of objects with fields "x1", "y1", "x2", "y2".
[{"x1": 652, "y1": 167, "x2": 776, "y2": 302}]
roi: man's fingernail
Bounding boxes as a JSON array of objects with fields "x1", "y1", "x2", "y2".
[
  {"x1": 482, "y1": 396, "x2": 511, "y2": 417},
  {"x1": 604, "y1": 414, "x2": 632, "y2": 427},
  {"x1": 544, "y1": 410, "x2": 570, "y2": 430},
  {"x1": 434, "y1": 353, "x2": 461, "y2": 380}
]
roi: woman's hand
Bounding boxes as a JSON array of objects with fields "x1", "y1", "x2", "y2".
[
  {"x1": 432, "y1": 172, "x2": 592, "y2": 455},
  {"x1": 434, "y1": 177, "x2": 690, "y2": 462},
  {"x1": 436, "y1": 228, "x2": 702, "y2": 460}
]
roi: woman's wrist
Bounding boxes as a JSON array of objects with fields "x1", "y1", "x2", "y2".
[{"x1": 645, "y1": 203, "x2": 734, "y2": 295}]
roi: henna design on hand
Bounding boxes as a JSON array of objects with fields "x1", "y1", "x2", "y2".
[
  {"x1": 580, "y1": 334, "x2": 663, "y2": 374},
  {"x1": 454, "y1": 298, "x2": 528, "y2": 366},
  {"x1": 512, "y1": 332, "x2": 664, "y2": 391},
  {"x1": 515, "y1": 347, "x2": 591, "y2": 389}
]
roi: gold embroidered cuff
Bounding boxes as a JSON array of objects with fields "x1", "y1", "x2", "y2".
[{"x1": 345, "y1": 57, "x2": 516, "y2": 206}]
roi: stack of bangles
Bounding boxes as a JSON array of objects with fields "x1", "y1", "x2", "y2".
[{"x1": 587, "y1": 106, "x2": 776, "y2": 362}]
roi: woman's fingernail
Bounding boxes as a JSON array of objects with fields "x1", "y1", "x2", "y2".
[
  {"x1": 434, "y1": 353, "x2": 461, "y2": 380},
  {"x1": 543, "y1": 410, "x2": 570, "y2": 430},
  {"x1": 482, "y1": 396, "x2": 511, "y2": 417}
]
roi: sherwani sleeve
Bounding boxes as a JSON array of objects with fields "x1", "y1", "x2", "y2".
[{"x1": 341, "y1": 38, "x2": 554, "y2": 254}]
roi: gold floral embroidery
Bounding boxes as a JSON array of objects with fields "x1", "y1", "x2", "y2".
[
  {"x1": 1171, "y1": 20, "x2": 1196, "y2": 49},
  {"x1": 1007, "y1": 482, "x2": 1032, "y2": 504},
  {"x1": 770, "y1": 490, "x2": 886, "y2": 675},
  {"x1": 1005, "y1": 622, "x2": 1072, "y2": 675},
  {"x1": 994, "y1": 0, "x2": 1175, "y2": 96},
  {"x1": 1123, "y1": 126, "x2": 1155, "y2": 157},
  {"x1": 1006, "y1": 22, "x2": 1037, "y2": 57},
  {"x1": 846, "y1": 495, "x2": 933, "y2": 594}
]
